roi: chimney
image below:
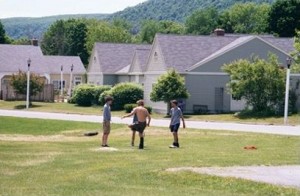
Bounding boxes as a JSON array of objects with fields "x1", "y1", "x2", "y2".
[
  {"x1": 214, "y1": 28, "x2": 225, "y2": 36},
  {"x1": 31, "y1": 39, "x2": 38, "y2": 46}
]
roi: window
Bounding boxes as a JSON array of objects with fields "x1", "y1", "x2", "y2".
[
  {"x1": 53, "y1": 80, "x2": 65, "y2": 90},
  {"x1": 75, "y1": 77, "x2": 82, "y2": 86}
]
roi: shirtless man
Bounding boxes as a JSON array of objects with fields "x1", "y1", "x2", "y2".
[{"x1": 122, "y1": 100, "x2": 151, "y2": 149}]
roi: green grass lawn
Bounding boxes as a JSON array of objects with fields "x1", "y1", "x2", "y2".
[
  {"x1": 0, "y1": 116, "x2": 300, "y2": 196},
  {"x1": 0, "y1": 100, "x2": 300, "y2": 125}
]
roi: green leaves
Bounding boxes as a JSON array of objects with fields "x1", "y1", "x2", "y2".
[
  {"x1": 150, "y1": 69, "x2": 190, "y2": 103},
  {"x1": 268, "y1": 0, "x2": 300, "y2": 37},
  {"x1": 223, "y1": 54, "x2": 285, "y2": 113},
  {"x1": 11, "y1": 70, "x2": 45, "y2": 96}
]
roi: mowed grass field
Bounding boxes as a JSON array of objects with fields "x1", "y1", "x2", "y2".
[
  {"x1": 0, "y1": 116, "x2": 300, "y2": 196},
  {"x1": 1, "y1": 100, "x2": 300, "y2": 125}
]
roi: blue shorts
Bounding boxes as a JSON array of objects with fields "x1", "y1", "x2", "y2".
[{"x1": 170, "y1": 123, "x2": 180, "y2": 133}]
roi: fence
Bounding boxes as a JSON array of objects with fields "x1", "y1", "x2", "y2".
[{"x1": 1, "y1": 84, "x2": 54, "y2": 102}]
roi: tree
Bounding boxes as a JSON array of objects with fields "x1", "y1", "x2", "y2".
[
  {"x1": 185, "y1": 7, "x2": 219, "y2": 35},
  {"x1": 85, "y1": 19, "x2": 132, "y2": 52},
  {"x1": 0, "y1": 20, "x2": 10, "y2": 44},
  {"x1": 139, "y1": 20, "x2": 185, "y2": 43},
  {"x1": 150, "y1": 69, "x2": 190, "y2": 112},
  {"x1": 41, "y1": 19, "x2": 89, "y2": 65},
  {"x1": 219, "y1": 3, "x2": 270, "y2": 34},
  {"x1": 223, "y1": 55, "x2": 285, "y2": 113},
  {"x1": 11, "y1": 71, "x2": 45, "y2": 104},
  {"x1": 292, "y1": 30, "x2": 300, "y2": 73},
  {"x1": 268, "y1": 0, "x2": 300, "y2": 37}
]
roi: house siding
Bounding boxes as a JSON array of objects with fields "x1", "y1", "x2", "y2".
[
  {"x1": 185, "y1": 74, "x2": 231, "y2": 113},
  {"x1": 144, "y1": 74, "x2": 167, "y2": 114},
  {"x1": 146, "y1": 42, "x2": 166, "y2": 72},
  {"x1": 103, "y1": 75, "x2": 118, "y2": 86}
]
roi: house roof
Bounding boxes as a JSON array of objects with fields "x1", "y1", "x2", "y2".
[
  {"x1": 0, "y1": 44, "x2": 48, "y2": 74},
  {"x1": 44, "y1": 56, "x2": 86, "y2": 74},
  {"x1": 94, "y1": 43, "x2": 150, "y2": 74},
  {"x1": 134, "y1": 48, "x2": 151, "y2": 72},
  {"x1": 154, "y1": 34, "x2": 295, "y2": 72},
  {"x1": 260, "y1": 37, "x2": 295, "y2": 54}
]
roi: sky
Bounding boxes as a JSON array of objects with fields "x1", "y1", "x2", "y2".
[{"x1": 0, "y1": 0, "x2": 148, "y2": 19}]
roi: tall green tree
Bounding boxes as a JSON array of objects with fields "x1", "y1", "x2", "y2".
[
  {"x1": 139, "y1": 20, "x2": 185, "y2": 43},
  {"x1": 41, "y1": 19, "x2": 89, "y2": 65},
  {"x1": 150, "y1": 69, "x2": 190, "y2": 111},
  {"x1": 223, "y1": 55, "x2": 285, "y2": 113},
  {"x1": 0, "y1": 20, "x2": 10, "y2": 44},
  {"x1": 219, "y1": 3, "x2": 270, "y2": 34},
  {"x1": 185, "y1": 7, "x2": 219, "y2": 35},
  {"x1": 11, "y1": 70, "x2": 45, "y2": 105},
  {"x1": 268, "y1": 0, "x2": 300, "y2": 37},
  {"x1": 292, "y1": 30, "x2": 300, "y2": 73},
  {"x1": 85, "y1": 20, "x2": 132, "y2": 52}
]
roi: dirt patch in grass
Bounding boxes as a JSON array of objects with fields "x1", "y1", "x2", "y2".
[
  {"x1": 166, "y1": 166, "x2": 300, "y2": 189},
  {"x1": 0, "y1": 134, "x2": 92, "y2": 142}
]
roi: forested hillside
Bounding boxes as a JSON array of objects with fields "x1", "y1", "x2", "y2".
[
  {"x1": 1, "y1": 14, "x2": 108, "y2": 39},
  {"x1": 1, "y1": 0, "x2": 275, "y2": 39},
  {"x1": 110, "y1": 0, "x2": 275, "y2": 23}
]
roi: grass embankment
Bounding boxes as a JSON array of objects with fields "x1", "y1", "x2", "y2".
[
  {"x1": 1, "y1": 100, "x2": 300, "y2": 125},
  {"x1": 0, "y1": 116, "x2": 299, "y2": 195}
]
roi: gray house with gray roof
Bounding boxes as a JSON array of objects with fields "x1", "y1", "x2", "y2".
[
  {"x1": 144, "y1": 33, "x2": 300, "y2": 114},
  {"x1": 87, "y1": 43, "x2": 150, "y2": 85}
]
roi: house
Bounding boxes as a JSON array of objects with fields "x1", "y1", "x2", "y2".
[
  {"x1": 0, "y1": 43, "x2": 86, "y2": 99},
  {"x1": 143, "y1": 33, "x2": 299, "y2": 114},
  {"x1": 44, "y1": 56, "x2": 86, "y2": 92},
  {"x1": 87, "y1": 43, "x2": 150, "y2": 85},
  {"x1": 0, "y1": 44, "x2": 49, "y2": 89}
]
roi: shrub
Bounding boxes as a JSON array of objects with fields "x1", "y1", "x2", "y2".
[
  {"x1": 72, "y1": 84, "x2": 95, "y2": 106},
  {"x1": 92, "y1": 86, "x2": 111, "y2": 105},
  {"x1": 71, "y1": 84, "x2": 111, "y2": 106},
  {"x1": 99, "y1": 83, "x2": 143, "y2": 110},
  {"x1": 124, "y1": 104, "x2": 137, "y2": 113}
]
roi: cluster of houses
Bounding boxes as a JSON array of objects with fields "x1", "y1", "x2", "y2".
[{"x1": 1, "y1": 29, "x2": 300, "y2": 114}]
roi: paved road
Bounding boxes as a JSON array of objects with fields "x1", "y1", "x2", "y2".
[{"x1": 0, "y1": 109, "x2": 299, "y2": 136}]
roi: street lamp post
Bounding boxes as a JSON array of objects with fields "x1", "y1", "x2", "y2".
[
  {"x1": 26, "y1": 58, "x2": 31, "y2": 109},
  {"x1": 284, "y1": 57, "x2": 292, "y2": 125},
  {"x1": 68, "y1": 64, "x2": 74, "y2": 97},
  {"x1": 60, "y1": 65, "x2": 64, "y2": 102}
]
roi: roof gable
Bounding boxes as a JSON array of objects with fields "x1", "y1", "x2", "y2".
[
  {"x1": 94, "y1": 43, "x2": 150, "y2": 74},
  {"x1": 129, "y1": 48, "x2": 151, "y2": 73}
]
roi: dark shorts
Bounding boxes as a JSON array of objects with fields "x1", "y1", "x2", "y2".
[
  {"x1": 128, "y1": 123, "x2": 138, "y2": 131},
  {"x1": 170, "y1": 123, "x2": 180, "y2": 133},
  {"x1": 132, "y1": 122, "x2": 147, "y2": 133}
]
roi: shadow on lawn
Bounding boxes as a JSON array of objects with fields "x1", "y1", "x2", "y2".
[{"x1": 14, "y1": 104, "x2": 43, "y2": 109}]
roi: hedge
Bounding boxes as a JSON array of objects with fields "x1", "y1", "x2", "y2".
[
  {"x1": 99, "y1": 83, "x2": 143, "y2": 110},
  {"x1": 70, "y1": 84, "x2": 111, "y2": 106},
  {"x1": 124, "y1": 104, "x2": 152, "y2": 114}
]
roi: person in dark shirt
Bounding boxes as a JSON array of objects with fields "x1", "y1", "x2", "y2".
[{"x1": 169, "y1": 100, "x2": 186, "y2": 148}]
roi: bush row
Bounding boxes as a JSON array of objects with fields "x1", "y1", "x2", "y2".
[
  {"x1": 70, "y1": 83, "x2": 145, "y2": 111},
  {"x1": 70, "y1": 84, "x2": 111, "y2": 106}
]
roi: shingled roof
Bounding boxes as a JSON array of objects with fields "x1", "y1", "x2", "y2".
[
  {"x1": 44, "y1": 56, "x2": 86, "y2": 74},
  {"x1": 94, "y1": 43, "x2": 150, "y2": 74},
  {"x1": 0, "y1": 44, "x2": 48, "y2": 74},
  {"x1": 133, "y1": 48, "x2": 151, "y2": 72},
  {"x1": 154, "y1": 34, "x2": 295, "y2": 72}
]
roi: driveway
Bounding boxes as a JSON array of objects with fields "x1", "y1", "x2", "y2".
[{"x1": 0, "y1": 109, "x2": 299, "y2": 136}]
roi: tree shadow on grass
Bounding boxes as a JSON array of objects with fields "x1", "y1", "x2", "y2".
[{"x1": 14, "y1": 104, "x2": 43, "y2": 110}]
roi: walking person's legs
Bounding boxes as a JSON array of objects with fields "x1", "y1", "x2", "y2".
[{"x1": 131, "y1": 131, "x2": 136, "y2": 146}]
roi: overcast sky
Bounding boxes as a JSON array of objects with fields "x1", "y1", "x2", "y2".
[{"x1": 0, "y1": 0, "x2": 148, "y2": 19}]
